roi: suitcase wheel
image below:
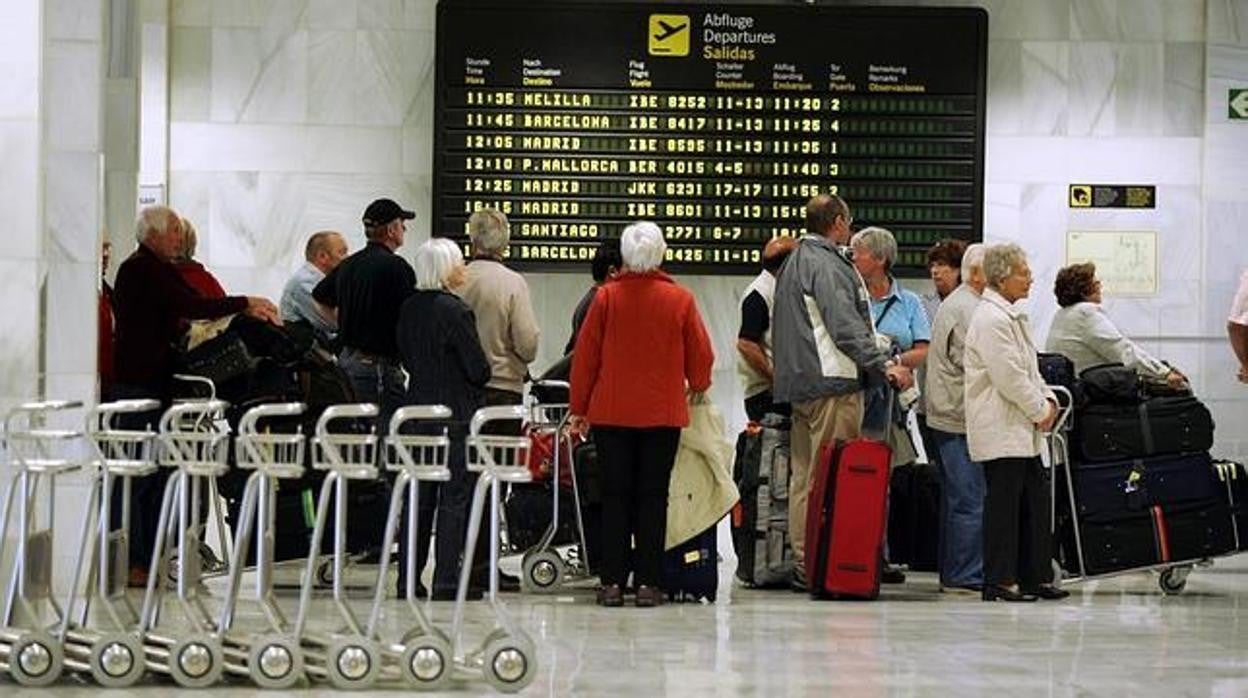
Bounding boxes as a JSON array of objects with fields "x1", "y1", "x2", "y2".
[{"x1": 1158, "y1": 566, "x2": 1190, "y2": 595}]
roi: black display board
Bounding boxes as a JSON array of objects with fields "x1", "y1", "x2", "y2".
[{"x1": 433, "y1": 1, "x2": 988, "y2": 275}]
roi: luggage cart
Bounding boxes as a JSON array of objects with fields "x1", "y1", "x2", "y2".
[
  {"x1": 520, "y1": 380, "x2": 595, "y2": 594},
  {"x1": 215, "y1": 401, "x2": 308, "y2": 689},
  {"x1": 1047, "y1": 385, "x2": 1205, "y2": 595},
  {"x1": 0, "y1": 399, "x2": 84, "y2": 686},
  {"x1": 136, "y1": 398, "x2": 233, "y2": 688},
  {"x1": 450, "y1": 405, "x2": 537, "y2": 693},
  {"x1": 365, "y1": 404, "x2": 455, "y2": 690},
  {"x1": 292, "y1": 403, "x2": 388, "y2": 689},
  {"x1": 58, "y1": 399, "x2": 161, "y2": 687}
]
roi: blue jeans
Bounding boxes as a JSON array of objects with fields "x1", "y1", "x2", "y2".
[
  {"x1": 339, "y1": 349, "x2": 406, "y2": 434},
  {"x1": 932, "y1": 429, "x2": 985, "y2": 588}
]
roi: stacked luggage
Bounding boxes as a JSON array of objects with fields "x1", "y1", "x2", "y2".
[
  {"x1": 1054, "y1": 360, "x2": 1242, "y2": 589},
  {"x1": 730, "y1": 414, "x2": 794, "y2": 588}
]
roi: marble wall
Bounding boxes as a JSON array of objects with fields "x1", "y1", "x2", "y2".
[{"x1": 157, "y1": 0, "x2": 1248, "y2": 451}]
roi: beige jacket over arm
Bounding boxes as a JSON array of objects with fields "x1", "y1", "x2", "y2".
[
  {"x1": 963, "y1": 289, "x2": 1056, "y2": 462},
  {"x1": 456, "y1": 258, "x2": 540, "y2": 394}
]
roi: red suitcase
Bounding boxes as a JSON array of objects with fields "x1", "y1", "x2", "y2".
[{"x1": 805, "y1": 438, "x2": 893, "y2": 599}]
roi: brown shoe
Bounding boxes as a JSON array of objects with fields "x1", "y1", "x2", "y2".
[
  {"x1": 597, "y1": 584, "x2": 623, "y2": 607},
  {"x1": 128, "y1": 566, "x2": 149, "y2": 588},
  {"x1": 635, "y1": 585, "x2": 665, "y2": 608}
]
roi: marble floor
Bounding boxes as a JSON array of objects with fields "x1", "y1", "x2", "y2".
[{"x1": 7, "y1": 548, "x2": 1248, "y2": 697}]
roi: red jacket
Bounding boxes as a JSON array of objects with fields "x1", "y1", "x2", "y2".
[
  {"x1": 176, "y1": 260, "x2": 227, "y2": 299},
  {"x1": 571, "y1": 271, "x2": 714, "y2": 428}
]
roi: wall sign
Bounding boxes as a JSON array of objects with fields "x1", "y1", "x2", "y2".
[
  {"x1": 1066, "y1": 230, "x2": 1158, "y2": 296},
  {"x1": 1069, "y1": 184, "x2": 1155, "y2": 209},
  {"x1": 433, "y1": 2, "x2": 988, "y2": 275}
]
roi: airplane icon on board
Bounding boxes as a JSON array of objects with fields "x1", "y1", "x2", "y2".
[{"x1": 654, "y1": 19, "x2": 687, "y2": 42}]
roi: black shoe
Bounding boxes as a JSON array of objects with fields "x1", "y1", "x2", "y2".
[
  {"x1": 395, "y1": 580, "x2": 429, "y2": 599},
  {"x1": 790, "y1": 571, "x2": 808, "y2": 593},
  {"x1": 497, "y1": 571, "x2": 521, "y2": 592},
  {"x1": 881, "y1": 565, "x2": 906, "y2": 584},
  {"x1": 982, "y1": 584, "x2": 1038, "y2": 602},
  {"x1": 1025, "y1": 585, "x2": 1070, "y2": 601}
]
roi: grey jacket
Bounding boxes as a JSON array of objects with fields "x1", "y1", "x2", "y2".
[
  {"x1": 772, "y1": 234, "x2": 890, "y2": 403},
  {"x1": 923, "y1": 284, "x2": 980, "y2": 434}
]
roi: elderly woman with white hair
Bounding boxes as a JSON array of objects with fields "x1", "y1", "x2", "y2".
[
  {"x1": 396, "y1": 238, "x2": 492, "y2": 600},
  {"x1": 964, "y1": 243, "x2": 1067, "y2": 603},
  {"x1": 570, "y1": 221, "x2": 715, "y2": 607}
]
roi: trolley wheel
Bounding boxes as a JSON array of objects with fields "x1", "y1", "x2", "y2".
[
  {"x1": 482, "y1": 630, "x2": 536, "y2": 694},
  {"x1": 522, "y1": 550, "x2": 565, "y2": 593},
  {"x1": 8, "y1": 630, "x2": 63, "y2": 687},
  {"x1": 167, "y1": 635, "x2": 224, "y2": 688},
  {"x1": 1159, "y1": 566, "x2": 1190, "y2": 595},
  {"x1": 399, "y1": 631, "x2": 453, "y2": 690},
  {"x1": 248, "y1": 635, "x2": 304, "y2": 689},
  {"x1": 325, "y1": 637, "x2": 380, "y2": 689},
  {"x1": 89, "y1": 632, "x2": 146, "y2": 687}
]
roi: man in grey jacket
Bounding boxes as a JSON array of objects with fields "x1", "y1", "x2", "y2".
[{"x1": 772, "y1": 194, "x2": 913, "y2": 590}]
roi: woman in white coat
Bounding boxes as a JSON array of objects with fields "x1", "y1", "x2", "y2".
[{"x1": 964, "y1": 243, "x2": 1068, "y2": 603}]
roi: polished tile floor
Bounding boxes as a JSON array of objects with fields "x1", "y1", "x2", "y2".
[{"x1": 10, "y1": 550, "x2": 1248, "y2": 697}]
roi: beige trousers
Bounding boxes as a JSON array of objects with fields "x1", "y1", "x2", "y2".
[{"x1": 788, "y1": 391, "x2": 864, "y2": 575}]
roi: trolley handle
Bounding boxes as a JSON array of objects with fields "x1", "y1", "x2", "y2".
[
  {"x1": 315, "y1": 402, "x2": 378, "y2": 437},
  {"x1": 238, "y1": 401, "x2": 307, "y2": 434},
  {"x1": 389, "y1": 404, "x2": 453, "y2": 435},
  {"x1": 469, "y1": 405, "x2": 526, "y2": 437},
  {"x1": 88, "y1": 398, "x2": 161, "y2": 433},
  {"x1": 158, "y1": 399, "x2": 229, "y2": 433},
  {"x1": 1047, "y1": 385, "x2": 1075, "y2": 434},
  {"x1": 531, "y1": 379, "x2": 570, "y2": 391},
  {"x1": 172, "y1": 373, "x2": 218, "y2": 400}
]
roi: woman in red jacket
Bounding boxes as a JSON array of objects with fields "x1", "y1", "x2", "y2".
[
  {"x1": 570, "y1": 221, "x2": 715, "y2": 607},
  {"x1": 174, "y1": 217, "x2": 228, "y2": 299}
]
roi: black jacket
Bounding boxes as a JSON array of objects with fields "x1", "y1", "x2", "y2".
[{"x1": 396, "y1": 289, "x2": 491, "y2": 423}]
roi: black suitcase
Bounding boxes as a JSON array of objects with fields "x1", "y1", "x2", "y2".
[
  {"x1": 1038, "y1": 352, "x2": 1077, "y2": 392},
  {"x1": 1072, "y1": 452, "x2": 1220, "y2": 522},
  {"x1": 663, "y1": 524, "x2": 718, "y2": 602},
  {"x1": 887, "y1": 463, "x2": 941, "y2": 572},
  {"x1": 1077, "y1": 514, "x2": 1160, "y2": 575},
  {"x1": 1076, "y1": 396, "x2": 1214, "y2": 462},
  {"x1": 1163, "y1": 501, "x2": 1237, "y2": 562},
  {"x1": 1213, "y1": 460, "x2": 1248, "y2": 551}
]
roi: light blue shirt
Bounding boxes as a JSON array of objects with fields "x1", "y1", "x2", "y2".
[
  {"x1": 280, "y1": 262, "x2": 336, "y2": 339},
  {"x1": 870, "y1": 279, "x2": 932, "y2": 351}
]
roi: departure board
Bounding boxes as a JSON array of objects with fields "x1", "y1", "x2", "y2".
[{"x1": 433, "y1": 1, "x2": 988, "y2": 275}]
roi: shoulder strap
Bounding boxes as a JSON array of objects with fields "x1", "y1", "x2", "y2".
[{"x1": 875, "y1": 295, "x2": 901, "y2": 327}]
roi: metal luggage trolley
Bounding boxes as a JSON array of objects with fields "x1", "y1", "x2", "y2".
[
  {"x1": 136, "y1": 398, "x2": 232, "y2": 687},
  {"x1": 58, "y1": 399, "x2": 161, "y2": 687},
  {"x1": 215, "y1": 401, "x2": 308, "y2": 689},
  {"x1": 364, "y1": 404, "x2": 455, "y2": 690},
  {"x1": 1046, "y1": 386, "x2": 1201, "y2": 595},
  {"x1": 292, "y1": 403, "x2": 388, "y2": 689},
  {"x1": 450, "y1": 404, "x2": 538, "y2": 693},
  {"x1": 520, "y1": 379, "x2": 596, "y2": 594},
  {"x1": 0, "y1": 399, "x2": 84, "y2": 686}
]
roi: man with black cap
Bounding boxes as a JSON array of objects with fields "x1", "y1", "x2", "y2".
[{"x1": 313, "y1": 197, "x2": 416, "y2": 425}]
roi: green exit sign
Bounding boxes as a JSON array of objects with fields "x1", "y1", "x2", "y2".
[{"x1": 1231, "y1": 89, "x2": 1248, "y2": 120}]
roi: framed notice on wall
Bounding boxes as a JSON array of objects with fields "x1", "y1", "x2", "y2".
[
  {"x1": 433, "y1": 1, "x2": 988, "y2": 275},
  {"x1": 1065, "y1": 230, "x2": 1158, "y2": 296}
]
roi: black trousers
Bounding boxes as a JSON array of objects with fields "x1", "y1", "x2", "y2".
[
  {"x1": 480, "y1": 387, "x2": 524, "y2": 435},
  {"x1": 593, "y1": 426, "x2": 681, "y2": 588},
  {"x1": 401, "y1": 427, "x2": 488, "y2": 595},
  {"x1": 982, "y1": 456, "x2": 1052, "y2": 588},
  {"x1": 744, "y1": 390, "x2": 790, "y2": 422}
]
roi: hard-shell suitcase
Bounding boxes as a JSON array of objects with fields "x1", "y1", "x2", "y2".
[
  {"x1": 887, "y1": 462, "x2": 941, "y2": 572},
  {"x1": 806, "y1": 438, "x2": 892, "y2": 600},
  {"x1": 662, "y1": 524, "x2": 718, "y2": 602},
  {"x1": 731, "y1": 415, "x2": 794, "y2": 587},
  {"x1": 1071, "y1": 452, "x2": 1220, "y2": 522},
  {"x1": 1076, "y1": 395, "x2": 1214, "y2": 462}
]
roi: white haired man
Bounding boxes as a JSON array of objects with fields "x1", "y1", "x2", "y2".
[
  {"x1": 456, "y1": 208, "x2": 541, "y2": 413},
  {"x1": 112, "y1": 205, "x2": 278, "y2": 584}
]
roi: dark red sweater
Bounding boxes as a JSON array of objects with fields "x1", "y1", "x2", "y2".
[
  {"x1": 570, "y1": 271, "x2": 714, "y2": 428},
  {"x1": 175, "y1": 260, "x2": 227, "y2": 299},
  {"x1": 113, "y1": 245, "x2": 247, "y2": 397}
]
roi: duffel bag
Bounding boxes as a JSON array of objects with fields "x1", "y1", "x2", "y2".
[{"x1": 1077, "y1": 395, "x2": 1213, "y2": 462}]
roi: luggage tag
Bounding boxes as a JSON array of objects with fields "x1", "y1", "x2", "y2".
[{"x1": 1123, "y1": 466, "x2": 1148, "y2": 510}]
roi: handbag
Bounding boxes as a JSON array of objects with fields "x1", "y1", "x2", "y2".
[{"x1": 177, "y1": 329, "x2": 258, "y2": 386}]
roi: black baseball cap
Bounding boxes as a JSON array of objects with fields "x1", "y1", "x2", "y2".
[{"x1": 362, "y1": 198, "x2": 415, "y2": 227}]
